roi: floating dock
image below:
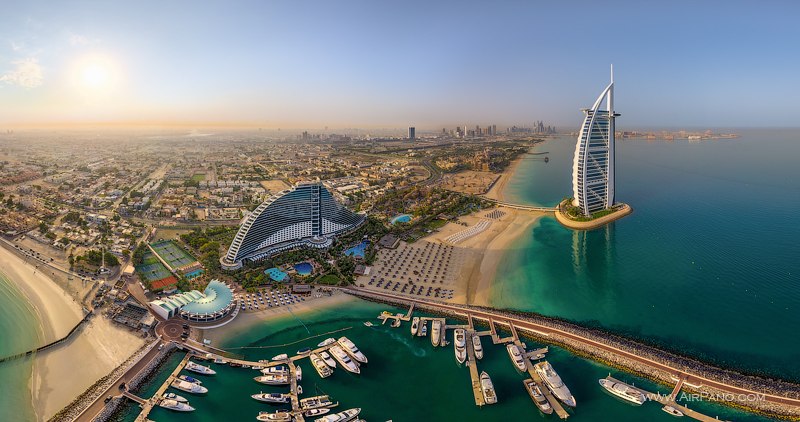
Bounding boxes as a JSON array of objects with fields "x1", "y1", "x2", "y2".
[
  {"x1": 133, "y1": 353, "x2": 191, "y2": 421},
  {"x1": 465, "y1": 334, "x2": 486, "y2": 406},
  {"x1": 605, "y1": 376, "x2": 728, "y2": 422}
]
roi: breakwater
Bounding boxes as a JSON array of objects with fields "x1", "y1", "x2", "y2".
[{"x1": 0, "y1": 311, "x2": 93, "y2": 364}]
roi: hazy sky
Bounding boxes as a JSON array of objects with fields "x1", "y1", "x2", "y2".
[{"x1": 1, "y1": 1, "x2": 799, "y2": 129}]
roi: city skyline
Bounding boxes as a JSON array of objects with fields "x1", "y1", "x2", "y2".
[{"x1": 2, "y1": 1, "x2": 800, "y2": 129}]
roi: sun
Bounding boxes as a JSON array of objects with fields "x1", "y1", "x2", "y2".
[
  {"x1": 72, "y1": 55, "x2": 119, "y2": 93},
  {"x1": 81, "y1": 63, "x2": 110, "y2": 89}
]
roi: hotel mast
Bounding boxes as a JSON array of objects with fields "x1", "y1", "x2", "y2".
[{"x1": 571, "y1": 66, "x2": 620, "y2": 215}]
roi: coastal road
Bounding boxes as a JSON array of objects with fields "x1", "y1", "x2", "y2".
[{"x1": 346, "y1": 288, "x2": 800, "y2": 409}]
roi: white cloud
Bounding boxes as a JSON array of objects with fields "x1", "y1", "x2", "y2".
[
  {"x1": 0, "y1": 58, "x2": 43, "y2": 88},
  {"x1": 69, "y1": 33, "x2": 89, "y2": 46},
  {"x1": 10, "y1": 41, "x2": 24, "y2": 52}
]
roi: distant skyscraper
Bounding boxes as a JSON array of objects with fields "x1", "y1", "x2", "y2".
[
  {"x1": 571, "y1": 67, "x2": 619, "y2": 215},
  {"x1": 408, "y1": 127, "x2": 416, "y2": 140}
]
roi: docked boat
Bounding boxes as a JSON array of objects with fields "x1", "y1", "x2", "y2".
[
  {"x1": 300, "y1": 394, "x2": 338, "y2": 410},
  {"x1": 163, "y1": 392, "x2": 187, "y2": 403},
  {"x1": 472, "y1": 334, "x2": 483, "y2": 359},
  {"x1": 453, "y1": 328, "x2": 466, "y2": 364},
  {"x1": 256, "y1": 410, "x2": 293, "y2": 421},
  {"x1": 314, "y1": 408, "x2": 361, "y2": 422},
  {"x1": 410, "y1": 317, "x2": 420, "y2": 335},
  {"x1": 662, "y1": 405, "x2": 685, "y2": 417},
  {"x1": 507, "y1": 344, "x2": 527, "y2": 372},
  {"x1": 178, "y1": 375, "x2": 201, "y2": 384},
  {"x1": 296, "y1": 365, "x2": 303, "y2": 381},
  {"x1": 186, "y1": 361, "x2": 216, "y2": 375},
  {"x1": 534, "y1": 361, "x2": 576, "y2": 407},
  {"x1": 262, "y1": 365, "x2": 289, "y2": 375},
  {"x1": 320, "y1": 351, "x2": 336, "y2": 368},
  {"x1": 159, "y1": 399, "x2": 194, "y2": 412},
  {"x1": 480, "y1": 371, "x2": 497, "y2": 405},
  {"x1": 599, "y1": 377, "x2": 646, "y2": 405},
  {"x1": 297, "y1": 347, "x2": 312, "y2": 355},
  {"x1": 431, "y1": 320, "x2": 442, "y2": 347},
  {"x1": 523, "y1": 379, "x2": 553, "y2": 415},
  {"x1": 171, "y1": 380, "x2": 208, "y2": 394},
  {"x1": 271, "y1": 353, "x2": 289, "y2": 361},
  {"x1": 338, "y1": 337, "x2": 368, "y2": 363},
  {"x1": 252, "y1": 392, "x2": 291, "y2": 404},
  {"x1": 305, "y1": 408, "x2": 330, "y2": 417},
  {"x1": 318, "y1": 338, "x2": 336, "y2": 347},
  {"x1": 310, "y1": 353, "x2": 333, "y2": 378},
  {"x1": 419, "y1": 321, "x2": 428, "y2": 337},
  {"x1": 254, "y1": 373, "x2": 290, "y2": 385},
  {"x1": 391, "y1": 318, "x2": 401, "y2": 328},
  {"x1": 329, "y1": 345, "x2": 360, "y2": 374}
]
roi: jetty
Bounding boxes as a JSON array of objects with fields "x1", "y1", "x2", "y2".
[
  {"x1": 131, "y1": 353, "x2": 192, "y2": 421},
  {"x1": 606, "y1": 376, "x2": 726, "y2": 422}
]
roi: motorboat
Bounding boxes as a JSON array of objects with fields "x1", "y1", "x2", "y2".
[
  {"x1": 262, "y1": 365, "x2": 289, "y2": 375},
  {"x1": 599, "y1": 377, "x2": 646, "y2": 405},
  {"x1": 163, "y1": 392, "x2": 187, "y2": 403},
  {"x1": 252, "y1": 392, "x2": 291, "y2": 404},
  {"x1": 178, "y1": 375, "x2": 201, "y2": 384},
  {"x1": 254, "y1": 373, "x2": 290, "y2": 385},
  {"x1": 305, "y1": 408, "x2": 331, "y2": 417},
  {"x1": 296, "y1": 365, "x2": 303, "y2": 381},
  {"x1": 300, "y1": 394, "x2": 338, "y2": 410},
  {"x1": 453, "y1": 328, "x2": 466, "y2": 364},
  {"x1": 419, "y1": 322, "x2": 428, "y2": 337},
  {"x1": 480, "y1": 371, "x2": 497, "y2": 405},
  {"x1": 314, "y1": 408, "x2": 361, "y2": 422},
  {"x1": 472, "y1": 334, "x2": 483, "y2": 360},
  {"x1": 170, "y1": 380, "x2": 208, "y2": 394},
  {"x1": 271, "y1": 353, "x2": 289, "y2": 361},
  {"x1": 329, "y1": 345, "x2": 360, "y2": 374},
  {"x1": 410, "y1": 317, "x2": 420, "y2": 335},
  {"x1": 662, "y1": 405, "x2": 685, "y2": 417},
  {"x1": 320, "y1": 351, "x2": 337, "y2": 368},
  {"x1": 186, "y1": 361, "x2": 216, "y2": 375},
  {"x1": 507, "y1": 344, "x2": 527, "y2": 372},
  {"x1": 534, "y1": 361, "x2": 576, "y2": 407},
  {"x1": 256, "y1": 410, "x2": 293, "y2": 421},
  {"x1": 159, "y1": 399, "x2": 194, "y2": 412},
  {"x1": 318, "y1": 338, "x2": 336, "y2": 347},
  {"x1": 338, "y1": 337, "x2": 368, "y2": 363},
  {"x1": 310, "y1": 353, "x2": 333, "y2": 378},
  {"x1": 523, "y1": 379, "x2": 553, "y2": 415},
  {"x1": 297, "y1": 347, "x2": 312, "y2": 355},
  {"x1": 431, "y1": 320, "x2": 441, "y2": 347}
]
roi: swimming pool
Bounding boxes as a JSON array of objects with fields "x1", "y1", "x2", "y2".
[
  {"x1": 265, "y1": 267, "x2": 288, "y2": 282},
  {"x1": 390, "y1": 214, "x2": 412, "y2": 224},
  {"x1": 344, "y1": 240, "x2": 370, "y2": 258},
  {"x1": 184, "y1": 269, "x2": 205, "y2": 279},
  {"x1": 294, "y1": 262, "x2": 313, "y2": 276}
]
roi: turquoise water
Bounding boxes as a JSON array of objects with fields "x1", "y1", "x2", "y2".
[
  {"x1": 0, "y1": 272, "x2": 42, "y2": 422},
  {"x1": 265, "y1": 267, "x2": 288, "y2": 282},
  {"x1": 294, "y1": 262, "x2": 313, "y2": 276},
  {"x1": 495, "y1": 130, "x2": 800, "y2": 381},
  {"x1": 113, "y1": 299, "x2": 770, "y2": 421},
  {"x1": 390, "y1": 214, "x2": 412, "y2": 224},
  {"x1": 343, "y1": 241, "x2": 369, "y2": 258}
]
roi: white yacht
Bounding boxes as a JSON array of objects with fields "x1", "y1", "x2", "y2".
[
  {"x1": 300, "y1": 394, "x2": 338, "y2": 410},
  {"x1": 431, "y1": 320, "x2": 442, "y2": 347},
  {"x1": 318, "y1": 338, "x2": 337, "y2": 347},
  {"x1": 453, "y1": 329, "x2": 466, "y2": 364},
  {"x1": 338, "y1": 337, "x2": 368, "y2": 363},
  {"x1": 599, "y1": 377, "x2": 646, "y2": 405},
  {"x1": 256, "y1": 410, "x2": 293, "y2": 421},
  {"x1": 271, "y1": 353, "x2": 289, "y2": 361},
  {"x1": 251, "y1": 392, "x2": 291, "y2": 404},
  {"x1": 534, "y1": 361, "x2": 576, "y2": 407},
  {"x1": 178, "y1": 375, "x2": 201, "y2": 384},
  {"x1": 314, "y1": 408, "x2": 361, "y2": 422},
  {"x1": 310, "y1": 353, "x2": 333, "y2": 378},
  {"x1": 296, "y1": 365, "x2": 303, "y2": 381},
  {"x1": 472, "y1": 334, "x2": 483, "y2": 360},
  {"x1": 480, "y1": 371, "x2": 497, "y2": 405},
  {"x1": 662, "y1": 405, "x2": 685, "y2": 417},
  {"x1": 254, "y1": 373, "x2": 290, "y2": 385},
  {"x1": 410, "y1": 317, "x2": 420, "y2": 335},
  {"x1": 320, "y1": 351, "x2": 337, "y2": 368},
  {"x1": 419, "y1": 322, "x2": 428, "y2": 337},
  {"x1": 185, "y1": 361, "x2": 216, "y2": 375},
  {"x1": 305, "y1": 408, "x2": 330, "y2": 417},
  {"x1": 163, "y1": 392, "x2": 187, "y2": 403},
  {"x1": 329, "y1": 345, "x2": 360, "y2": 374},
  {"x1": 170, "y1": 380, "x2": 208, "y2": 394},
  {"x1": 523, "y1": 379, "x2": 553, "y2": 415},
  {"x1": 159, "y1": 399, "x2": 194, "y2": 412},
  {"x1": 507, "y1": 344, "x2": 527, "y2": 372},
  {"x1": 261, "y1": 365, "x2": 289, "y2": 375}
]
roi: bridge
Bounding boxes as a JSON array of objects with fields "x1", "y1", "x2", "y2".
[{"x1": 481, "y1": 197, "x2": 556, "y2": 212}]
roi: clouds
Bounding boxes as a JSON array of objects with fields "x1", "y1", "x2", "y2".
[{"x1": 0, "y1": 58, "x2": 43, "y2": 88}]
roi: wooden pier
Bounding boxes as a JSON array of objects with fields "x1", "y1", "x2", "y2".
[
  {"x1": 287, "y1": 360, "x2": 306, "y2": 422},
  {"x1": 133, "y1": 353, "x2": 191, "y2": 422},
  {"x1": 464, "y1": 334, "x2": 486, "y2": 406},
  {"x1": 527, "y1": 361, "x2": 570, "y2": 419},
  {"x1": 606, "y1": 376, "x2": 729, "y2": 422}
]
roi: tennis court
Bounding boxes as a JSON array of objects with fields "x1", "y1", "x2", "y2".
[
  {"x1": 136, "y1": 251, "x2": 172, "y2": 282},
  {"x1": 151, "y1": 240, "x2": 197, "y2": 270}
]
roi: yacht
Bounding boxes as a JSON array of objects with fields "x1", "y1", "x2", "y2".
[
  {"x1": 329, "y1": 345, "x2": 360, "y2": 374},
  {"x1": 300, "y1": 394, "x2": 338, "y2": 410},
  {"x1": 338, "y1": 337, "x2": 368, "y2": 363},
  {"x1": 507, "y1": 344, "x2": 527, "y2": 372},
  {"x1": 472, "y1": 334, "x2": 483, "y2": 360},
  {"x1": 431, "y1": 320, "x2": 442, "y2": 347},
  {"x1": 419, "y1": 322, "x2": 428, "y2": 337},
  {"x1": 320, "y1": 351, "x2": 337, "y2": 368},
  {"x1": 662, "y1": 405, "x2": 685, "y2": 417},
  {"x1": 251, "y1": 392, "x2": 291, "y2": 404},
  {"x1": 480, "y1": 371, "x2": 497, "y2": 405},
  {"x1": 453, "y1": 329, "x2": 466, "y2": 364},
  {"x1": 159, "y1": 399, "x2": 194, "y2": 412},
  {"x1": 305, "y1": 408, "x2": 331, "y2": 417},
  {"x1": 523, "y1": 379, "x2": 553, "y2": 415},
  {"x1": 186, "y1": 361, "x2": 216, "y2": 375},
  {"x1": 297, "y1": 347, "x2": 312, "y2": 355},
  {"x1": 171, "y1": 380, "x2": 208, "y2": 394},
  {"x1": 256, "y1": 410, "x2": 293, "y2": 421},
  {"x1": 310, "y1": 353, "x2": 333, "y2": 378},
  {"x1": 178, "y1": 375, "x2": 201, "y2": 384},
  {"x1": 314, "y1": 408, "x2": 361, "y2": 422},
  {"x1": 534, "y1": 361, "x2": 576, "y2": 407},
  {"x1": 262, "y1": 365, "x2": 289, "y2": 375},
  {"x1": 271, "y1": 353, "x2": 289, "y2": 361},
  {"x1": 599, "y1": 377, "x2": 646, "y2": 405},
  {"x1": 410, "y1": 317, "x2": 420, "y2": 335},
  {"x1": 254, "y1": 373, "x2": 290, "y2": 385},
  {"x1": 318, "y1": 338, "x2": 337, "y2": 347},
  {"x1": 163, "y1": 392, "x2": 187, "y2": 403}
]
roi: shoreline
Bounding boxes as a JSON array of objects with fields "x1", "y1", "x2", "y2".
[{"x1": 482, "y1": 154, "x2": 525, "y2": 202}]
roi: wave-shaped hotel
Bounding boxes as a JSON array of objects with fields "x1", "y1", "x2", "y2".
[
  {"x1": 571, "y1": 68, "x2": 620, "y2": 215},
  {"x1": 148, "y1": 279, "x2": 235, "y2": 322},
  {"x1": 221, "y1": 181, "x2": 365, "y2": 270}
]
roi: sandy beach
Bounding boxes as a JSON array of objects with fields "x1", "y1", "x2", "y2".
[
  {"x1": 482, "y1": 155, "x2": 524, "y2": 202},
  {"x1": 0, "y1": 244, "x2": 146, "y2": 420}
]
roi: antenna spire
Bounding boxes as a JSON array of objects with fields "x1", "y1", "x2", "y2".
[{"x1": 610, "y1": 64, "x2": 614, "y2": 83}]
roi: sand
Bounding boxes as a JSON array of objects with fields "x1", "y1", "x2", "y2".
[
  {"x1": 0, "y1": 243, "x2": 146, "y2": 420},
  {"x1": 482, "y1": 155, "x2": 524, "y2": 202}
]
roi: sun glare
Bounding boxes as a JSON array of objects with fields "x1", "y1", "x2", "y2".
[
  {"x1": 72, "y1": 55, "x2": 119, "y2": 93},
  {"x1": 81, "y1": 63, "x2": 109, "y2": 88}
]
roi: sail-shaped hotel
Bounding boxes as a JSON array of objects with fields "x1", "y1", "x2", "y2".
[{"x1": 571, "y1": 68, "x2": 620, "y2": 216}]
